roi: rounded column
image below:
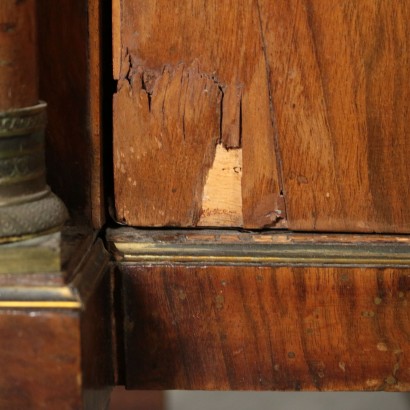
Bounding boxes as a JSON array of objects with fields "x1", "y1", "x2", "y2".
[{"x1": 0, "y1": 0, "x2": 67, "y2": 242}]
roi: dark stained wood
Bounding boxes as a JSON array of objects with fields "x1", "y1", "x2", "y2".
[
  {"x1": 37, "y1": 0, "x2": 90, "y2": 221},
  {"x1": 81, "y1": 265, "x2": 116, "y2": 410},
  {"x1": 37, "y1": 0, "x2": 105, "y2": 226},
  {"x1": 0, "y1": 311, "x2": 82, "y2": 410},
  {"x1": 0, "y1": 0, "x2": 38, "y2": 110},
  {"x1": 0, "y1": 230, "x2": 113, "y2": 409},
  {"x1": 120, "y1": 264, "x2": 410, "y2": 391},
  {"x1": 70, "y1": 238, "x2": 115, "y2": 409},
  {"x1": 109, "y1": 388, "x2": 165, "y2": 410},
  {"x1": 259, "y1": 0, "x2": 410, "y2": 232},
  {"x1": 113, "y1": 0, "x2": 284, "y2": 228},
  {"x1": 67, "y1": 238, "x2": 116, "y2": 408},
  {"x1": 89, "y1": 0, "x2": 106, "y2": 228}
]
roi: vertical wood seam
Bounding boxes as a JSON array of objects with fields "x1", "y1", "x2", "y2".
[
  {"x1": 112, "y1": 0, "x2": 122, "y2": 79},
  {"x1": 255, "y1": 0, "x2": 288, "y2": 216}
]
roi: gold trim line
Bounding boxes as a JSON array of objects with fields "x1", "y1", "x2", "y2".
[
  {"x1": 0, "y1": 301, "x2": 81, "y2": 309},
  {"x1": 122, "y1": 254, "x2": 410, "y2": 266}
]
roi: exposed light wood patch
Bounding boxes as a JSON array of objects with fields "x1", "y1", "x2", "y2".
[
  {"x1": 113, "y1": 0, "x2": 285, "y2": 229},
  {"x1": 198, "y1": 145, "x2": 243, "y2": 227}
]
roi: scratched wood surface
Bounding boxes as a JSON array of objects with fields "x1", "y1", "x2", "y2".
[
  {"x1": 113, "y1": 0, "x2": 284, "y2": 228},
  {"x1": 120, "y1": 264, "x2": 410, "y2": 391},
  {"x1": 0, "y1": 311, "x2": 82, "y2": 410},
  {"x1": 259, "y1": 0, "x2": 410, "y2": 232},
  {"x1": 113, "y1": 0, "x2": 409, "y2": 232}
]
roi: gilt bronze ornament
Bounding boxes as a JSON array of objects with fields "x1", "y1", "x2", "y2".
[{"x1": 0, "y1": 102, "x2": 68, "y2": 242}]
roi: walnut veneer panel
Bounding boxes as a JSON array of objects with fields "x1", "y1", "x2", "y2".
[
  {"x1": 260, "y1": 0, "x2": 410, "y2": 232},
  {"x1": 0, "y1": 311, "x2": 82, "y2": 410},
  {"x1": 121, "y1": 264, "x2": 410, "y2": 390},
  {"x1": 113, "y1": 1, "x2": 409, "y2": 232}
]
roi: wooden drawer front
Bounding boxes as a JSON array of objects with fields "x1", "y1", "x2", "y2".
[
  {"x1": 120, "y1": 264, "x2": 410, "y2": 391},
  {"x1": 113, "y1": 1, "x2": 410, "y2": 232}
]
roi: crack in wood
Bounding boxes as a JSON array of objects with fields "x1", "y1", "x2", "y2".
[{"x1": 255, "y1": 0, "x2": 288, "y2": 220}]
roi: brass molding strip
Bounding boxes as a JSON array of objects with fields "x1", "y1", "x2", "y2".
[
  {"x1": 0, "y1": 286, "x2": 81, "y2": 310},
  {"x1": 0, "y1": 301, "x2": 81, "y2": 309},
  {"x1": 107, "y1": 228, "x2": 410, "y2": 267},
  {"x1": 0, "y1": 230, "x2": 109, "y2": 310}
]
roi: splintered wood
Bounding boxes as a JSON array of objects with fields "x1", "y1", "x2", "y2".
[
  {"x1": 113, "y1": 0, "x2": 284, "y2": 228},
  {"x1": 113, "y1": 0, "x2": 410, "y2": 232},
  {"x1": 114, "y1": 62, "x2": 222, "y2": 226}
]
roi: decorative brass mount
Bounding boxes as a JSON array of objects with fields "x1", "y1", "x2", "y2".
[{"x1": 0, "y1": 102, "x2": 68, "y2": 243}]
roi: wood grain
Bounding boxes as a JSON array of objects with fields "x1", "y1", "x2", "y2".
[
  {"x1": 89, "y1": 0, "x2": 105, "y2": 228},
  {"x1": 114, "y1": 0, "x2": 409, "y2": 232},
  {"x1": 114, "y1": 62, "x2": 222, "y2": 226},
  {"x1": 0, "y1": 228, "x2": 113, "y2": 409},
  {"x1": 37, "y1": 0, "x2": 105, "y2": 226},
  {"x1": 113, "y1": 0, "x2": 284, "y2": 228},
  {"x1": 197, "y1": 145, "x2": 243, "y2": 226},
  {"x1": 0, "y1": 0, "x2": 38, "y2": 110},
  {"x1": 37, "y1": 0, "x2": 90, "y2": 221},
  {"x1": 0, "y1": 311, "x2": 82, "y2": 410},
  {"x1": 74, "y1": 239, "x2": 116, "y2": 409},
  {"x1": 81, "y1": 267, "x2": 116, "y2": 410},
  {"x1": 258, "y1": 0, "x2": 410, "y2": 232},
  {"x1": 121, "y1": 264, "x2": 410, "y2": 391}
]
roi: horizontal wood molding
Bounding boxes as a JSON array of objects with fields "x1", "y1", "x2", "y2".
[
  {"x1": 111, "y1": 228, "x2": 410, "y2": 390},
  {"x1": 108, "y1": 228, "x2": 410, "y2": 268},
  {"x1": 0, "y1": 291, "x2": 81, "y2": 309}
]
